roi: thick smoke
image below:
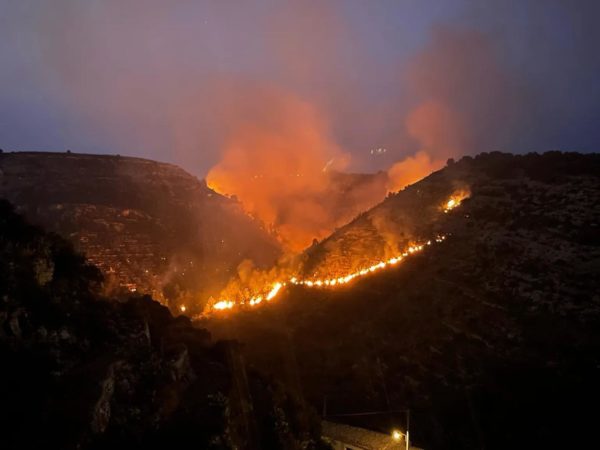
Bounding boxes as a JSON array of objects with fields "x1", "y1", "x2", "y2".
[
  {"x1": 208, "y1": 26, "x2": 528, "y2": 248},
  {"x1": 387, "y1": 27, "x2": 527, "y2": 192},
  {"x1": 3, "y1": 1, "x2": 593, "y2": 254},
  {"x1": 387, "y1": 101, "x2": 464, "y2": 191},
  {"x1": 205, "y1": 87, "x2": 348, "y2": 252}
]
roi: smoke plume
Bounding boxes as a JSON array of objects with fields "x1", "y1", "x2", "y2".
[
  {"x1": 207, "y1": 26, "x2": 528, "y2": 248},
  {"x1": 387, "y1": 26, "x2": 526, "y2": 192},
  {"x1": 387, "y1": 101, "x2": 465, "y2": 191},
  {"x1": 3, "y1": 2, "x2": 577, "y2": 253},
  {"x1": 206, "y1": 87, "x2": 348, "y2": 251}
]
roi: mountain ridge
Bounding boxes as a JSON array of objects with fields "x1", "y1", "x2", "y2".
[{"x1": 207, "y1": 151, "x2": 600, "y2": 449}]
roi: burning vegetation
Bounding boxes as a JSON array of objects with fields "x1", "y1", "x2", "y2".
[
  {"x1": 205, "y1": 89, "x2": 364, "y2": 252},
  {"x1": 443, "y1": 189, "x2": 470, "y2": 213},
  {"x1": 201, "y1": 191, "x2": 468, "y2": 315},
  {"x1": 205, "y1": 236, "x2": 446, "y2": 314}
]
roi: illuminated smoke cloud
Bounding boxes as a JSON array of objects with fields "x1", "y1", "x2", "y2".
[
  {"x1": 206, "y1": 87, "x2": 349, "y2": 252},
  {"x1": 387, "y1": 27, "x2": 526, "y2": 192},
  {"x1": 8, "y1": 3, "x2": 533, "y2": 250}
]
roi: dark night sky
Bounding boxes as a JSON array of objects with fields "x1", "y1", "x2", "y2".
[{"x1": 1, "y1": 0, "x2": 599, "y2": 176}]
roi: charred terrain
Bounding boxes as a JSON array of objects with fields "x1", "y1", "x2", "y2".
[
  {"x1": 1, "y1": 151, "x2": 599, "y2": 449},
  {"x1": 207, "y1": 152, "x2": 600, "y2": 449}
]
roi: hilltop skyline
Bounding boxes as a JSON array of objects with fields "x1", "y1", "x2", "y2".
[{"x1": 1, "y1": 0, "x2": 599, "y2": 178}]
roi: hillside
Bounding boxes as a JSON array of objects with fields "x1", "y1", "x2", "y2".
[
  {"x1": 0, "y1": 152, "x2": 281, "y2": 312},
  {"x1": 0, "y1": 199, "x2": 326, "y2": 450},
  {"x1": 303, "y1": 152, "x2": 599, "y2": 277},
  {"x1": 207, "y1": 152, "x2": 600, "y2": 449}
]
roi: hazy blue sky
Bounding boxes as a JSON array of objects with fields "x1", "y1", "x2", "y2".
[{"x1": 1, "y1": 0, "x2": 599, "y2": 175}]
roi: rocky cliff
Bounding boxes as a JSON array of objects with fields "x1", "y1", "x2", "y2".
[
  {"x1": 0, "y1": 152, "x2": 281, "y2": 312},
  {"x1": 0, "y1": 200, "x2": 325, "y2": 449}
]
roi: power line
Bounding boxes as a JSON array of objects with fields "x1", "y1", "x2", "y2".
[{"x1": 325, "y1": 408, "x2": 409, "y2": 418}]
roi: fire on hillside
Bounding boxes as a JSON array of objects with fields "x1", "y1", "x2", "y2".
[
  {"x1": 207, "y1": 237, "x2": 445, "y2": 314},
  {"x1": 443, "y1": 189, "x2": 469, "y2": 213},
  {"x1": 199, "y1": 192, "x2": 468, "y2": 316}
]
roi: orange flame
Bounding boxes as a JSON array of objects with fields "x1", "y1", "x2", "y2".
[
  {"x1": 205, "y1": 237, "x2": 445, "y2": 314},
  {"x1": 203, "y1": 193, "x2": 467, "y2": 316},
  {"x1": 442, "y1": 189, "x2": 470, "y2": 213}
]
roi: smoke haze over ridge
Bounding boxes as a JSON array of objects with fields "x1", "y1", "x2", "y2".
[
  {"x1": 2, "y1": 0, "x2": 599, "y2": 247},
  {"x1": 2, "y1": 0, "x2": 599, "y2": 171}
]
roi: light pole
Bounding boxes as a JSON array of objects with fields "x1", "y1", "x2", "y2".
[
  {"x1": 325, "y1": 407, "x2": 412, "y2": 448},
  {"x1": 406, "y1": 409, "x2": 410, "y2": 450},
  {"x1": 391, "y1": 410, "x2": 410, "y2": 449}
]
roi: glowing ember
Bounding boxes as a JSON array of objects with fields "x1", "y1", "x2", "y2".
[
  {"x1": 248, "y1": 295, "x2": 263, "y2": 306},
  {"x1": 266, "y1": 282, "x2": 283, "y2": 300},
  {"x1": 443, "y1": 190, "x2": 469, "y2": 213},
  {"x1": 213, "y1": 300, "x2": 235, "y2": 310}
]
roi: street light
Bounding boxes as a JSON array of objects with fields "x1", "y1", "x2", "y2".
[{"x1": 392, "y1": 416, "x2": 410, "y2": 450}]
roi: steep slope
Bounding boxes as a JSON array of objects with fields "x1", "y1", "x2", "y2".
[
  {"x1": 0, "y1": 152, "x2": 281, "y2": 312},
  {"x1": 207, "y1": 152, "x2": 600, "y2": 450},
  {"x1": 0, "y1": 200, "x2": 325, "y2": 450},
  {"x1": 303, "y1": 152, "x2": 599, "y2": 278}
]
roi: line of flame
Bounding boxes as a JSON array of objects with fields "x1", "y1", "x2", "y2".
[
  {"x1": 208, "y1": 236, "x2": 446, "y2": 313},
  {"x1": 206, "y1": 193, "x2": 467, "y2": 314}
]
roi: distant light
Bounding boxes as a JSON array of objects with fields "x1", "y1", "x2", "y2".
[
  {"x1": 179, "y1": 305, "x2": 186, "y2": 312},
  {"x1": 392, "y1": 429, "x2": 403, "y2": 441},
  {"x1": 370, "y1": 147, "x2": 387, "y2": 156}
]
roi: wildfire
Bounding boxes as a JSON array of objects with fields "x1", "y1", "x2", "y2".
[
  {"x1": 206, "y1": 236, "x2": 445, "y2": 314},
  {"x1": 248, "y1": 295, "x2": 263, "y2": 306},
  {"x1": 205, "y1": 193, "x2": 467, "y2": 315},
  {"x1": 289, "y1": 238, "x2": 444, "y2": 289},
  {"x1": 266, "y1": 282, "x2": 283, "y2": 300},
  {"x1": 443, "y1": 190, "x2": 469, "y2": 213},
  {"x1": 213, "y1": 300, "x2": 235, "y2": 310}
]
